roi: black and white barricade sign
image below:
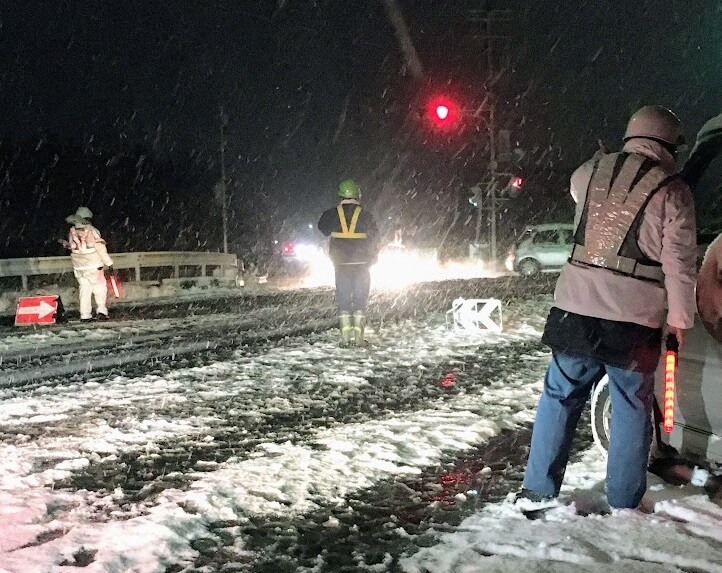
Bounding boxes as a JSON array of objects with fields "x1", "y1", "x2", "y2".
[{"x1": 446, "y1": 298, "x2": 503, "y2": 333}]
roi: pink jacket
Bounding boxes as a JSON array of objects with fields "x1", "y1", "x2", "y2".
[{"x1": 553, "y1": 138, "x2": 697, "y2": 329}]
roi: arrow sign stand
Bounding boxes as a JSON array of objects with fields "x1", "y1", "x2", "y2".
[
  {"x1": 446, "y1": 298, "x2": 503, "y2": 333},
  {"x1": 15, "y1": 295, "x2": 63, "y2": 326}
]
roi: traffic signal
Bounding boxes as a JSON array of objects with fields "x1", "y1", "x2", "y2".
[
  {"x1": 507, "y1": 175, "x2": 524, "y2": 198},
  {"x1": 427, "y1": 96, "x2": 459, "y2": 129},
  {"x1": 468, "y1": 185, "x2": 482, "y2": 207}
]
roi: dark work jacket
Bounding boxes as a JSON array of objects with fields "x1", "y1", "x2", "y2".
[
  {"x1": 542, "y1": 307, "x2": 662, "y2": 373},
  {"x1": 318, "y1": 201, "x2": 379, "y2": 266}
]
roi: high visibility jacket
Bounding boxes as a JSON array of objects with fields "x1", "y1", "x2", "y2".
[
  {"x1": 553, "y1": 138, "x2": 697, "y2": 330},
  {"x1": 318, "y1": 200, "x2": 379, "y2": 265},
  {"x1": 68, "y1": 225, "x2": 114, "y2": 271},
  {"x1": 570, "y1": 151, "x2": 670, "y2": 284}
]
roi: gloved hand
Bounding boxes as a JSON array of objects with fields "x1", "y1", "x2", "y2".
[{"x1": 104, "y1": 266, "x2": 116, "y2": 278}]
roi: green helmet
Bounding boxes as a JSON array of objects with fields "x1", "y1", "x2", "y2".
[{"x1": 338, "y1": 179, "x2": 360, "y2": 199}]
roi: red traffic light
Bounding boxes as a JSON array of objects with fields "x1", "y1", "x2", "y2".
[
  {"x1": 510, "y1": 176, "x2": 524, "y2": 189},
  {"x1": 435, "y1": 105, "x2": 449, "y2": 120},
  {"x1": 427, "y1": 96, "x2": 458, "y2": 128}
]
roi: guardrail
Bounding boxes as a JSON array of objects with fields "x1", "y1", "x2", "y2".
[{"x1": 0, "y1": 251, "x2": 239, "y2": 290}]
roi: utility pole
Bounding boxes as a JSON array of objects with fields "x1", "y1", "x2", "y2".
[
  {"x1": 218, "y1": 105, "x2": 229, "y2": 254},
  {"x1": 467, "y1": 6, "x2": 514, "y2": 269},
  {"x1": 488, "y1": 95, "x2": 498, "y2": 265}
]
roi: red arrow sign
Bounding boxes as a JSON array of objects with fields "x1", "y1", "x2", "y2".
[{"x1": 15, "y1": 295, "x2": 60, "y2": 326}]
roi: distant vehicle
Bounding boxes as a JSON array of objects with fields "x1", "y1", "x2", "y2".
[
  {"x1": 505, "y1": 223, "x2": 575, "y2": 276},
  {"x1": 267, "y1": 241, "x2": 326, "y2": 278}
]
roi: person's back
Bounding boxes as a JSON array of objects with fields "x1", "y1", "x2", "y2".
[
  {"x1": 520, "y1": 106, "x2": 698, "y2": 511},
  {"x1": 317, "y1": 179, "x2": 379, "y2": 347},
  {"x1": 553, "y1": 137, "x2": 696, "y2": 332},
  {"x1": 318, "y1": 201, "x2": 379, "y2": 266}
]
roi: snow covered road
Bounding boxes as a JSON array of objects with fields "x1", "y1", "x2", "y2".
[{"x1": 1, "y1": 280, "x2": 722, "y2": 572}]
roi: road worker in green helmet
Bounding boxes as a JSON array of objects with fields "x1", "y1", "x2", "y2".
[{"x1": 317, "y1": 179, "x2": 380, "y2": 347}]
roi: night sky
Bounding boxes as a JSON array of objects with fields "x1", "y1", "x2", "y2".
[{"x1": 1, "y1": 0, "x2": 721, "y2": 256}]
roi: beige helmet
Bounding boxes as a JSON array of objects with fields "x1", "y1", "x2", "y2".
[
  {"x1": 74, "y1": 206, "x2": 93, "y2": 219},
  {"x1": 623, "y1": 105, "x2": 685, "y2": 146},
  {"x1": 65, "y1": 206, "x2": 93, "y2": 227}
]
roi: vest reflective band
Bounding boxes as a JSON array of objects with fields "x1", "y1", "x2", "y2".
[
  {"x1": 570, "y1": 152, "x2": 668, "y2": 284},
  {"x1": 330, "y1": 205, "x2": 367, "y2": 239}
]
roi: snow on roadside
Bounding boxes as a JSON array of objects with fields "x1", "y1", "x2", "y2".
[
  {"x1": 0, "y1": 300, "x2": 549, "y2": 572},
  {"x1": 7, "y1": 293, "x2": 720, "y2": 573},
  {"x1": 401, "y1": 450, "x2": 722, "y2": 573}
]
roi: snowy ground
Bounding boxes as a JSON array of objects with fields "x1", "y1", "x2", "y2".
[{"x1": 1, "y1": 282, "x2": 721, "y2": 572}]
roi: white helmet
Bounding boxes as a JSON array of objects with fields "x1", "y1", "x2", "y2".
[
  {"x1": 65, "y1": 206, "x2": 93, "y2": 227},
  {"x1": 623, "y1": 105, "x2": 685, "y2": 146},
  {"x1": 74, "y1": 206, "x2": 93, "y2": 219}
]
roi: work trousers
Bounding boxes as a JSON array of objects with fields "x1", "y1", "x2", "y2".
[
  {"x1": 523, "y1": 351, "x2": 654, "y2": 508},
  {"x1": 74, "y1": 267, "x2": 108, "y2": 319},
  {"x1": 334, "y1": 264, "x2": 371, "y2": 312}
]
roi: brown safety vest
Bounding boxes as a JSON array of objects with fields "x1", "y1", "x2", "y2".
[
  {"x1": 570, "y1": 152, "x2": 671, "y2": 284},
  {"x1": 330, "y1": 205, "x2": 367, "y2": 239}
]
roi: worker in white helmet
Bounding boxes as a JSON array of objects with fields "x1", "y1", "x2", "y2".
[
  {"x1": 520, "y1": 106, "x2": 697, "y2": 509},
  {"x1": 65, "y1": 207, "x2": 114, "y2": 322}
]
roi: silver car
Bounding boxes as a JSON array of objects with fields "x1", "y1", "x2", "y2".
[
  {"x1": 591, "y1": 232, "x2": 722, "y2": 464},
  {"x1": 506, "y1": 223, "x2": 576, "y2": 276}
]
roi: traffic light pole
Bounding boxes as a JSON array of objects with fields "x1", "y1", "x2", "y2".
[
  {"x1": 488, "y1": 98, "x2": 498, "y2": 267},
  {"x1": 468, "y1": 7, "x2": 515, "y2": 271}
]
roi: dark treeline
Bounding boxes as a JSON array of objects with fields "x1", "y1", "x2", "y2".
[
  {"x1": 0, "y1": 139, "x2": 276, "y2": 262},
  {"x1": 0, "y1": 134, "x2": 578, "y2": 264}
]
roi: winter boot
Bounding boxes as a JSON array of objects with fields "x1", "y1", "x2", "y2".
[
  {"x1": 339, "y1": 313, "x2": 353, "y2": 347},
  {"x1": 352, "y1": 310, "x2": 366, "y2": 347}
]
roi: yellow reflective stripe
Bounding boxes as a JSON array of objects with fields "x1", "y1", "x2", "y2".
[
  {"x1": 348, "y1": 206, "x2": 362, "y2": 234},
  {"x1": 338, "y1": 205, "x2": 349, "y2": 234},
  {"x1": 330, "y1": 206, "x2": 367, "y2": 239}
]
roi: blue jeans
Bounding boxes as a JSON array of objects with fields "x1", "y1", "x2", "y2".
[
  {"x1": 523, "y1": 352, "x2": 654, "y2": 508},
  {"x1": 335, "y1": 264, "x2": 371, "y2": 312}
]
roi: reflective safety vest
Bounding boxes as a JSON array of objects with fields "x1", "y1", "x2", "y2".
[
  {"x1": 330, "y1": 205, "x2": 367, "y2": 239},
  {"x1": 570, "y1": 152, "x2": 672, "y2": 284},
  {"x1": 69, "y1": 226, "x2": 103, "y2": 255}
]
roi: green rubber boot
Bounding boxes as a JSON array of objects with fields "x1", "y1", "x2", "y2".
[
  {"x1": 339, "y1": 313, "x2": 353, "y2": 347},
  {"x1": 352, "y1": 310, "x2": 366, "y2": 347}
]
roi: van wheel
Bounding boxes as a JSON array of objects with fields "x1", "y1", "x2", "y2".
[
  {"x1": 591, "y1": 375, "x2": 611, "y2": 457},
  {"x1": 518, "y1": 258, "x2": 541, "y2": 276}
]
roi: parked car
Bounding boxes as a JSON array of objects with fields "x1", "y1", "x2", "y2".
[
  {"x1": 505, "y1": 223, "x2": 575, "y2": 276},
  {"x1": 591, "y1": 230, "x2": 722, "y2": 465}
]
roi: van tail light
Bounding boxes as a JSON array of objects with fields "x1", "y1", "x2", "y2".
[{"x1": 663, "y1": 334, "x2": 679, "y2": 434}]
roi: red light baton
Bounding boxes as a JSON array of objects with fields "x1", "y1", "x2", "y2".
[
  {"x1": 108, "y1": 275, "x2": 122, "y2": 299},
  {"x1": 663, "y1": 333, "x2": 679, "y2": 434}
]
